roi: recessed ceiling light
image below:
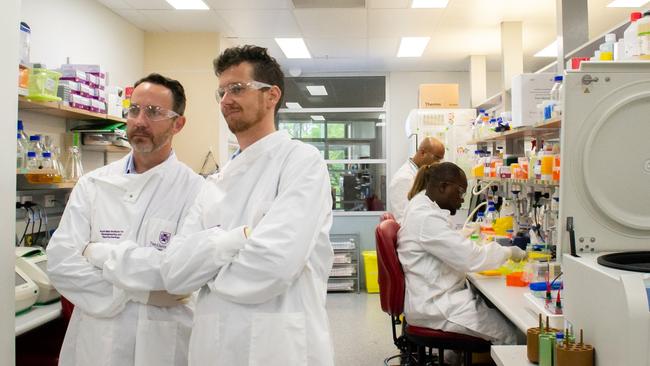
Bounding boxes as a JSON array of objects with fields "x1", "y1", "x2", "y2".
[
  {"x1": 165, "y1": 0, "x2": 209, "y2": 10},
  {"x1": 286, "y1": 102, "x2": 302, "y2": 109},
  {"x1": 397, "y1": 37, "x2": 431, "y2": 57},
  {"x1": 378, "y1": 113, "x2": 386, "y2": 120},
  {"x1": 275, "y1": 38, "x2": 312, "y2": 59},
  {"x1": 306, "y1": 85, "x2": 328, "y2": 96},
  {"x1": 411, "y1": 0, "x2": 449, "y2": 8},
  {"x1": 607, "y1": 0, "x2": 648, "y2": 7},
  {"x1": 534, "y1": 40, "x2": 558, "y2": 58},
  {"x1": 311, "y1": 115, "x2": 325, "y2": 121}
]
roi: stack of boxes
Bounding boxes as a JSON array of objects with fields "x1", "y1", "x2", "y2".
[{"x1": 57, "y1": 64, "x2": 108, "y2": 114}]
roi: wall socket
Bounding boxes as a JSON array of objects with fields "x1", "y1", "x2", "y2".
[{"x1": 44, "y1": 195, "x2": 56, "y2": 208}]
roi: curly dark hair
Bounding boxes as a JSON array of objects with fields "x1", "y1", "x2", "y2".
[
  {"x1": 134, "y1": 73, "x2": 186, "y2": 116},
  {"x1": 213, "y1": 45, "x2": 285, "y2": 114}
]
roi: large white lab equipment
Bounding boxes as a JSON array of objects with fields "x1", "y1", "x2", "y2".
[
  {"x1": 15, "y1": 267, "x2": 39, "y2": 314},
  {"x1": 16, "y1": 246, "x2": 60, "y2": 304},
  {"x1": 559, "y1": 61, "x2": 650, "y2": 366}
]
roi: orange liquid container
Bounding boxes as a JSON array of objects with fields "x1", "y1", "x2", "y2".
[
  {"x1": 553, "y1": 156, "x2": 561, "y2": 181},
  {"x1": 511, "y1": 163, "x2": 521, "y2": 179},
  {"x1": 518, "y1": 157, "x2": 529, "y2": 179},
  {"x1": 472, "y1": 164, "x2": 484, "y2": 178},
  {"x1": 541, "y1": 155, "x2": 554, "y2": 181}
]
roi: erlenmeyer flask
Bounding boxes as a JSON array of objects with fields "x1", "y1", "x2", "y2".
[{"x1": 64, "y1": 145, "x2": 84, "y2": 182}]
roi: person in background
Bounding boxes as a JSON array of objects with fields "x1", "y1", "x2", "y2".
[
  {"x1": 46, "y1": 73, "x2": 208, "y2": 366},
  {"x1": 398, "y1": 162, "x2": 526, "y2": 345},
  {"x1": 388, "y1": 136, "x2": 445, "y2": 223}
]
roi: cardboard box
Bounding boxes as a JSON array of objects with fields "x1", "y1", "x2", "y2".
[
  {"x1": 418, "y1": 84, "x2": 459, "y2": 109},
  {"x1": 511, "y1": 73, "x2": 555, "y2": 128}
]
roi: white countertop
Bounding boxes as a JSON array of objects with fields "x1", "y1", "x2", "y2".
[
  {"x1": 15, "y1": 301, "x2": 62, "y2": 336},
  {"x1": 467, "y1": 273, "x2": 538, "y2": 333},
  {"x1": 491, "y1": 346, "x2": 535, "y2": 366}
]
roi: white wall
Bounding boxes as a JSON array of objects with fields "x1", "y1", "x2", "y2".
[
  {"x1": 387, "y1": 71, "x2": 501, "y2": 180},
  {"x1": 2, "y1": 2, "x2": 20, "y2": 363}
]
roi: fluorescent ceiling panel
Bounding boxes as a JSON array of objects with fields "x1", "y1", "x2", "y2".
[
  {"x1": 311, "y1": 115, "x2": 326, "y2": 120},
  {"x1": 534, "y1": 40, "x2": 557, "y2": 57},
  {"x1": 306, "y1": 85, "x2": 328, "y2": 96},
  {"x1": 286, "y1": 102, "x2": 303, "y2": 109},
  {"x1": 166, "y1": 0, "x2": 209, "y2": 10},
  {"x1": 606, "y1": 0, "x2": 648, "y2": 7},
  {"x1": 275, "y1": 38, "x2": 312, "y2": 58},
  {"x1": 397, "y1": 37, "x2": 430, "y2": 57},
  {"x1": 411, "y1": 0, "x2": 448, "y2": 8}
]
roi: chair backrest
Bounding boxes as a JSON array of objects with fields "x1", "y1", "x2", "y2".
[
  {"x1": 375, "y1": 219, "x2": 404, "y2": 316},
  {"x1": 380, "y1": 212, "x2": 396, "y2": 222}
]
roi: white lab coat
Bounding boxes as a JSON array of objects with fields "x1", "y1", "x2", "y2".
[
  {"x1": 397, "y1": 192, "x2": 517, "y2": 344},
  {"x1": 159, "y1": 130, "x2": 335, "y2": 366},
  {"x1": 388, "y1": 159, "x2": 418, "y2": 223},
  {"x1": 46, "y1": 153, "x2": 204, "y2": 366}
]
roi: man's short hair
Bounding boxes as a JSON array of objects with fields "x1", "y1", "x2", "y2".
[
  {"x1": 134, "y1": 73, "x2": 186, "y2": 116},
  {"x1": 213, "y1": 45, "x2": 285, "y2": 114}
]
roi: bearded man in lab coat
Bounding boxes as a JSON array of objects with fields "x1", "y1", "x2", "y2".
[
  {"x1": 388, "y1": 137, "x2": 445, "y2": 223},
  {"x1": 398, "y1": 162, "x2": 526, "y2": 345},
  {"x1": 47, "y1": 74, "x2": 214, "y2": 366}
]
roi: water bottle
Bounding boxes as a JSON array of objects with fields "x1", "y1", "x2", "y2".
[
  {"x1": 41, "y1": 152, "x2": 53, "y2": 169},
  {"x1": 17, "y1": 134, "x2": 26, "y2": 169},
  {"x1": 17, "y1": 120, "x2": 29, "y2": 141},
  {"x1": 26, "y1": 151, "x2": 39, "y2": 170},
  {"x1": 485, "y1": 202, "x2": 499, "y2": 226},
  {"x1": 29, "y1": 135, "x2": 44, "y2": 156},
  {"x1": 624, "y1": 12, "x2": 643, "y2": 59}
]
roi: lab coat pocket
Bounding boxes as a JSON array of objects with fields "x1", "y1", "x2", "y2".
[
  {"x1": 188, "y1": 313, "x2": 220, "y2": 366},
  {"x1": 134, "y1": 319, "x2": 179, "y2": 366},
  {"x1": 75, "y1": 313, "x2": 114, "y2": 366},
  {"x1": 250, "y1": 312, "x2": 308, "y2": 366},
  {"x1": 145, "y1": 218, "x2": 177, "y2": 251}
]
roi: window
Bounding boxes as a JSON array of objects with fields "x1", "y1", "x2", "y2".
[{"x1": 279, "y1": 76, "x2": 387, "y2": 212}]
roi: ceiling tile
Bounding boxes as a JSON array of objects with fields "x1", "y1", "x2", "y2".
[
  {"x1": 122, "y1": 0, "x2": 173, "y2": 10},
  {"x1": 204, "y1": 0, "x2": 292, "y2": 10},
  {"x1": 368, "y1": 9, "x2": 445, "y2": 37},
  {"x1": 215, "y1": 10, "x2": 301, "y2": 38},
  {"x1": 111, "y1": 9, "x2": 166, "y2": 32},
  {"x1": 224, "y1": 37, "x2": 289, "y2": 60},
  {"x1": 138, "y1": 10, "x2": 233, "y2": 32},
  {"x1": 96, "y1": 0, "x2": 133, "y2": 10},
  {"x1": 368, "y1": 0, "x2": 410, "y2": 8},
  {"x1": 308, "y1": 38, "x2": 367, "y2": 58},
  {"x1": 368, "y1": 37, "x2": 400, "y2": 58},
  {"x1": 294, "y1": 9, "x2": 367, "y2": 38}
]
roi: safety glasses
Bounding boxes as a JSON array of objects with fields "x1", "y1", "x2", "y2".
[
  {"x1": 126, "y1": 103, "x2": 180, "y2": 122},
  {"x1": 216, "y1": 80, "x2": 272, "y2": 101},
  {"x1": 442, "y1": 181, "x2": 467, "y2": 195}
]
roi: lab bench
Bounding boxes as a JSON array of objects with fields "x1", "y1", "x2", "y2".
[
  {"x1": 15, "y1": 301, "x2": 61, "y2": 336},
  {"x1": 467, "y1": 273, "x2": 562, "y2": 366}
]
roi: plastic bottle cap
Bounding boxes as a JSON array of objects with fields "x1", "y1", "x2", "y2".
[
  {"x1": 17, "y1": 120, "x2": 24, "y2": 130},
  {"x1": 27, "y1": 151, "x2": 36, "y2": 158},
  {"x1": 605, "y1": 33, "x2": 616, "y2": 43},
  {"x1": 644, "y1": 11, "x2": 650, "y2": 17},
  {"x1": 17, "y1": 134, "x2": 21, "y2": 139},
  {"x1": 30, "y1": 135, "x2": 40, "y2": 141},
  {"x1": 479, "y1": 109, "x2": 485, "y2": 113},
  {"x1": 477, "y1": 211, "x2": 485, "y2": 217},
  {"x1": 631, "y1": 12, "x2": 642, "y2": 21},
  {"x1": 554, "y1": 75, "x2": 563, "y2": 81},
  {"x1": 42, "y1": 152, "x2": 51, "y2": 158}
]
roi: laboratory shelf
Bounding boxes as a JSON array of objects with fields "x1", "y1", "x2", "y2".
[
  {"x1": 491, "y1": 345, "x2": 534, "y2": 366},
  {"x1": 16, "y1": 174, "x2": 75, "y2": 191},
  {"x1": 18, "y1": 95, "x2": 126, "y2": 123},
  {"x1": 328, "y1": 233, "x2": 360, "y2": 293},
  {"x1": 15, "y1": 301, "x2": 62, "y2": 336},
  {"x1": 81, "y1": 145, "x2": 131, "y2": 153},
  {"x1": 467, "y1": 118, "x2": 561, "y2": 145},
  {"x1": 475, "y1": 177, "x2": 559, "y2": 187}
]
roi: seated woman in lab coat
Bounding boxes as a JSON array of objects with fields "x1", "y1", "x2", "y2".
[{"x1": 397, "y1": 162, "x2": 525, "y2": 345}]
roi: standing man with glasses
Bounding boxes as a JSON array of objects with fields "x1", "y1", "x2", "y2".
[
  {"x1": 47, "y1": 73, "x2": 209, "y2": 366},
  {"x1": 397, "y1": 162, "x2": 526, "y2": 347},
  {"x1": 158, "y1": 45, "x2": 335, "y2": 366},
  {"x1": 388, "y1": 136, "x2": 445, "y2": 223}
]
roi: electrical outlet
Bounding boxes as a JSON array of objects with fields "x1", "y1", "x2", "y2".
[
  {"x1": 21, "y1": 195, "x2": 33, "y2": 204},
  {"x1": 44, "y1": 195, "x2": 55, "y2": 208}
]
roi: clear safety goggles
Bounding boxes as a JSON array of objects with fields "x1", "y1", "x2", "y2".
[
  {"x1": 127, "y1": 103, "x2": 180, "y2": 122},
  {"x1": 216, "y1": 80, "x2": 272, "y2": 101}
]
